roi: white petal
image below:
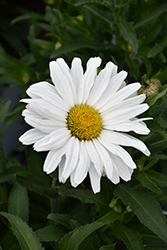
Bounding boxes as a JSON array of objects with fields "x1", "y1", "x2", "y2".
[
  {"x1": 82, "y1": 57, "x2": 101, "y2": 103},
  {"x1": 61, "y1": 137, "x2": 80, "y2": 180},
  {"x1": 71, "y1": 57, "x2": 84, "y2": 104},
  {"x1": 59, "y1": 155, "x2": 66, "y2": 183},
  {"x1": 70, "y1": 140, "x2": 89, "y2": 187},
  {"x1": 100, "y1": 130, "x2": 150, "y2": 156},
  {"x1": 56, "y1": 58, "x2": 77, "y2": 103},
  {"x1": 89, "y1": 164, "x2": 101, "y2": 193},
  {"x1": 34, "y1": 128, "x2": 71, "y2": 151},
  {"x1": 44, "y1": 147, "x2": 65, "y2": 174},
  {"x1": 26, "y1": 81, "x2": 69, "y2": 111},
  {"x1": 109, "y1": 168, "x2": 120, "y2": 184},
  {"x1": 93, "y1": 139, "x2": 113, "y2": 180},
  {"x1": 102, "y1": 103, "x2": 149, "y2": 126},
  {"x1": 100, "y1": 83, "x2": 142, "y2": 112},
  {"x1": 24, "y1": 115, "x2": 64, "y2": 134},
  {"x1": 85, "y1": 140, "x2": 103, "y2": 176},
  {"x1": 104, "y1": 118, "x2": 150, "y2": 134},
  {"x1": 111, "y1": 153, "x2": 133, "y2": 181},
  {"x1": 87, "y1": 61, "x2": 117, "y2": 106},
  {"x1": 19, "y1": 128, "x2": 46, "y2": 145},
  {"x1": 98, "y1": 136, "x2": 136, "y2": 169},
  {"x1": 27, "y1": 101, "x2": 66, "y2": 122},
  {"x1": 94, "y1": 71, "x2": 127, "y2": 110},
  {"x1": 49, "y1": 60, "x2": 74, "y2": 107}
]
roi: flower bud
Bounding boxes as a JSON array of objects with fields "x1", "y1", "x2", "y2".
[
  {"x1": 113, "y1": 205, "x2": 122, "y2": 214},
  {"x1": 22, "y1": 72, "x2": 30, "y2": 84},
  {"x1": 138, "y1": 78, "x2": 161, "y2": 98},
  {"x1": 54, "y1": 42, "x2": 62, "y2": 50}
]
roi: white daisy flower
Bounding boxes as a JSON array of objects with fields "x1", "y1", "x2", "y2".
[{"x1": 19, "y1": 57, "x2": 151, "y2": 193}]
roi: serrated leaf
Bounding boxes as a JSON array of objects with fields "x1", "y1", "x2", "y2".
[
  {"x1": 16, "y1": 175, "x2": 54, "y2": 198},
  {"x1": 114, "y1": 184, "x2": 167, "y2": 243},
  {"x1": 118, "y1": 21, "x2": 137, "y2": 55},
  {"x1": 48, "y1": 213, "x2": 72, "y2": 230},
  {"x1": 0, "y1": 99, "x2": 11, "y2": 125},
  {"x1": 35, "y1": 225, "x2": 66, "y2": 242},
  {"x1": 147, "y1": 169, "x2": 167, "y2": 188},
  {"x1": 134, "y1": 172, "x2": 162, "y2": 194},
  {"x1": 55, "y1": 222, "x2": 104, "y2": 250},
  {"x1": 0, "y1": 212, "x2": 44, "y2": 250},
  {"x1": 112, "y1": 223, "x2": 143, "y2": 250},
  {"x1": 8, "y1": 183, "x2": 29, "y2": 222},
  {"x1": 58, "y1": 187, "x2": 109, "y2": 214}
]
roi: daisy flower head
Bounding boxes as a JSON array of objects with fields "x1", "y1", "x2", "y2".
[{"x1": 19, "y1": 57, "x2": 151, "y2": 193}]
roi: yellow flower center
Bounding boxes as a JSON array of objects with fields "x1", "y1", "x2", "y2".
[{"x1": 66, "y1": 104, "x2": 102, "y2": 140}]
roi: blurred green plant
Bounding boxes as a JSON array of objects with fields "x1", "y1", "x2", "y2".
[{"x1": 0, "y1": 0, "x2": 167, "y2": 249}]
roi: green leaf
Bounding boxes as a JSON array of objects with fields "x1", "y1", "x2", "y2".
[
  {"x1": 26, "y1": 147, "x2": 50, "y2": 182},
  {"x1": 0, "y1": 212, "x2": 44, "y2": 250},
  {"x1": 112, "y1": 223, "x2": 143, "y2": 250},
  {"x1": 58, "y1": 187, "x2": 109, "y2": 214},
  {"x1": 0, "y1": 140, "x2": 6, "y2": 173},
  {"x1": 0, "y1": 167, "x2": 29, "y2": 184},
  {"x1": 48, "y1": 213, "x2": 72, "y2": 230},
  {"x1": 142, "y1": 159, "x2": 159, "y2": 171},
  {"x1": 83, "y1": 5, "x2": 113, "y2": 27},
  {"x1": 11, "y1": 12, "x2": 44, "y2": 25},
  {"x1": 118, "y1": 21, "x2": 137, "y2": 55},
  {"x1": 71, "y1": 0, "x2": 113, "y2": 8},
  {"x1": 147, "y1": 169, "x2": 167, "y2": 188},
  {"x1": 97, "y1": 210, "x2": 121, "y2": 225},
  {"x1": 134, "y1": 172, "x2": 162, "y2": 194},
  {"x1": 157, "y1": 115, "x2": 167, "y2": 129},
  {"x1": 134, "y1": 4, "x2": 167, "y2": 30},
  {"x1": 99, "y1": 245, "x2": 116, "y2": 250},
  {"x1": 1, "y1": 231, "x2": 21, "y2": 250},
  {"x1": 35, "y1": 225, "x2": 66, "y2": 242},
  {"x1": 147, "y1": 43, "x2": 165, "y2": 58},
  {"x1": 0, "y1": 103, "x2": 24, "y2": 136},
  {"x1": 144, "y1": 246, "x2": 167, "y2": 250},
  {"x1": 16, "y1": 175, "x2": 54, "y2": 198},
  {"x1": 8, "y1": 183, "x2": 29, "y2": 222},
  {"x1": 141, "y1": 19, "x2": 162, "y2": 47},
  {"x1": 45, "y1": 7, "x2": 68, "y2": 42},
  {"x1": 114, "y1": 184, "x2": 167, "y2": 243},
  {"x1": 28, "y1": 25, "x2": 47, "y2": 72},
  {"x1": 30, "y1": 39, "x2": 55, "y2": 51},
  {"x1": 0, "y1": 99, "x2": 11, "y2": 125},
  {"x1": 147, "y1": 85, "x2": 167, "y2": 106},
  {"x1": 55, "y1": 222, "x2": 104, "y2": 250},
  {"x1": 50, "y1": 39, "x2": 113, "y2": 59}
]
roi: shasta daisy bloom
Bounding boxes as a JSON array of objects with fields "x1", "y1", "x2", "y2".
[{"x1": 19, "y1": 57, "x2": 151, "y2": 193}]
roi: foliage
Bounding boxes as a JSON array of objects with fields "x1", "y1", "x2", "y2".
[{"x1": 0, "y1": 0, "x2": 167, "y2": 249}]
